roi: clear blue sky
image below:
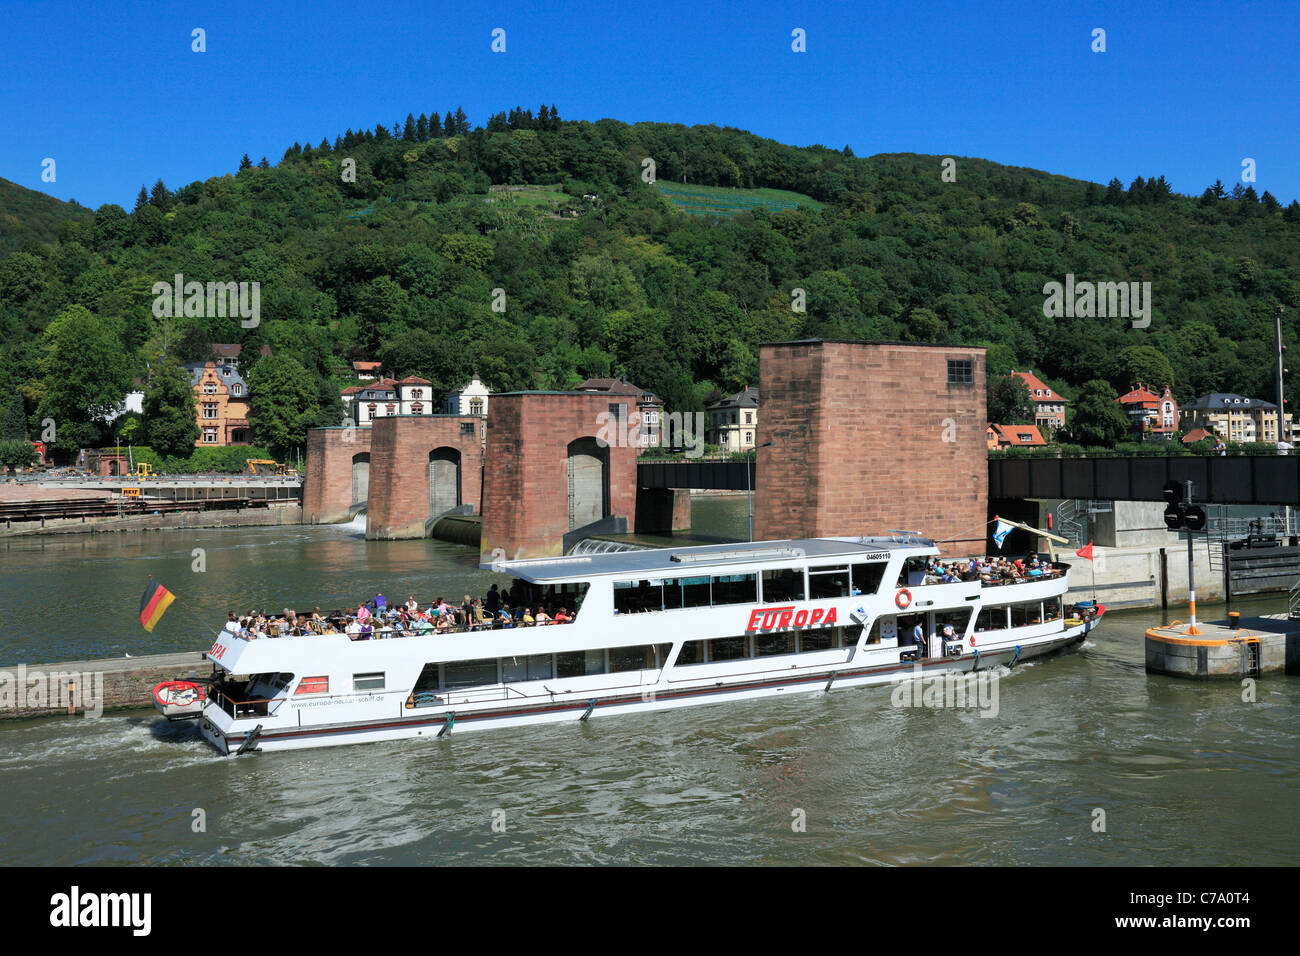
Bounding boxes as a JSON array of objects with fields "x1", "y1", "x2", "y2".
[{"x1": 2, "y1": 0, "x2": 1296, "y2": 209}]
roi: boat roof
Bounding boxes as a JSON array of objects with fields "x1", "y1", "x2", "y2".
[{"x1": 489, "y1": 536, "x2": 935, "y2": 583}]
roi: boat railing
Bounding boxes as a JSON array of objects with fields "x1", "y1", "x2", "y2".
[
  {"x1": 410, "y1": 683, "x2": 535, "y2": 707},
  {"x1": 223, "y1": 617, "x2": 577, "y2": 643},
  {"x1": 898, "y1": 563, "x2": 1067, "y2": 591},
  {"x1": 210, "y1": 685, "x2": 289, "y2": 720}
]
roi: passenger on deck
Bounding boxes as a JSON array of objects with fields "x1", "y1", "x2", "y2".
[
  {"x1": 223, "y1": 612, "x2": 240, "y2": 636},
  {"x1": 534, "y1": 607, "x2": 552, "y2": 625},
  {"x1": 912, "y1": 625, "x2": 927, "y2": 656},
  {"x1": 554, "y1": 607, "x2": 570, "y2": 624},
  {"x1": 486, "y1": 584, "x2": 500, "y2": 616}
]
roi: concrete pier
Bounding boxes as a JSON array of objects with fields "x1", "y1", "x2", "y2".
[
  {"x1": 1145, "y1": 615, "x2": 1300, "y2": 679},
  {"x1": 0, "y1": 651, "x2": 208, "y2": 719}
]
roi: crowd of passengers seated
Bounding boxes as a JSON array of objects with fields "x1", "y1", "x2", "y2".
[
  {"x1": 221, "y1": 584, "x2": 575, "y2": 641},
  {"x1": 918, "y1": 555, "x2": 1062, "y2": 586}
]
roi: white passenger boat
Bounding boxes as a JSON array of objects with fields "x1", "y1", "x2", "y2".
[{"x1": 192, "y1": 536, "x2": 1103, "y2": 755}]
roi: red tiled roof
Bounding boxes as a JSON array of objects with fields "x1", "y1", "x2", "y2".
[
  {"x1": 398, "y1": 376, "x2": 431, "y2": 385},
  {"x1": 1010, "y1": 371, "x2": 1068, "y2": 404},
  {"x1": 1181, "y1": 427, "x2": 1213, "y2": 444},
  {"x1": 576, "y1": 377, "x2": 661, "y2": 404},
  {"x1": 341, "y1": 385, "x2": 365, "y2": 395},
  {"x1": 352, "y1": 361, "x2": 382, "y2": 371},
  {"x1": 987, "y1": 423, "x2": 1046, "y2": 446}
]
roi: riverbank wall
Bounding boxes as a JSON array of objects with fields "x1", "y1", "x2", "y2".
[
  {"x1": 1, "y1": 503, "x2": 302, "y2": 537},
  {"x1": 0, "y1": 651, "x2": 208, "y2": 720}
]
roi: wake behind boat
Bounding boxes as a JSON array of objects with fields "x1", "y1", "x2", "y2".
[{"x1": 178, "y1": 534, "x2": 1104, "y2": 755}]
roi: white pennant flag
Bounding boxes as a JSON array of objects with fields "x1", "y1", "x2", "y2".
[{"x1": 992, "y1": 518, "x2": 1014, "y2": 549}]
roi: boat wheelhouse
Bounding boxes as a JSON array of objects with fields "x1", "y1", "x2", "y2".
[{"x1": 192, "y1": 535, "x2": 1103, "y2": 754}]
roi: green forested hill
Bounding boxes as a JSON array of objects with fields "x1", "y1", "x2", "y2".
[
  {"x1": 0, "y1": 176, "x2": 92, "y2": 255},
  {"x1": 2, "y1": 107, "x2": 1299, "y2": 457}
]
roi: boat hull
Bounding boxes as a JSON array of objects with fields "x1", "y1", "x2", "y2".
[{"x1": 198, "y1": 625, "x2": 1091, "y2": 755}]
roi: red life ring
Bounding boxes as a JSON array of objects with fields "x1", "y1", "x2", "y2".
[{"x1": 895, "y1": 588, "x2": 912, "y2": 610}]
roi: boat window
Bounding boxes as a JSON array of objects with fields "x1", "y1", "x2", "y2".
[
  {"x1": 353, "y1": 672, "x2": 385, "y2": 691},
  {"x1": 932, "y1": 609, "x2": 973, "y2": 639},
  {"x1": 515, "y1": 579, "x2": 591, "y2": 616},
  {"x1": 609, "y1": 644, "x2": 662, "y2": 672},
  {"x1": 502, "y1": 654, "x2": 553, "y2": 682},
  {"x1": 755, "y1": 632, "x2": 797, "y2": 657},
  {"x1": 676, "y1": 640, "x2": 702, "y2": 665},
  {"x1": 808, "y1": 567, "x2": 850, "y2": 599},
  {"x1": 708, "y1": 636, "x2": 749, "y2": 661},
  {"x1": 898, "y1": 557, "x2": 928, "y2": 587},
  {"x1": 711, "y1": 573, "x2": 757, "y2": 606},
  {"x1": 1043, "y1": 596, "x2": 1063, "y2": 622},
  {"x1": 664, "y1": 576, "x2": 711, "y2": 610},
  {"x1": 761, "y1": 567, "x2": 806, "y2": 602},
  {"x1": 799, "y1": 628, "x2": 836, "y2": 652},
  {"x1": 295, "y1": 676, "x2": 329, "y2": 695},
  {"x1": 976, "y1": 607, "x2": 1008, "y2": 631},
  {"x1": 443, "y1": 658, "x2": 498, "y2": 689},
  {"x1": 1009, "y1": 602, "x2": 1041, "y2": 627},
  {"x1": 614, "y1": 579, "x2": 663, "y2": 613},
  {"x1": 412, "y1": 663, "x2": 439, "y2": 694},
  {"x1": 850, "y1": 562, "x2": 887, "y2": 595},
  {"x1": 555, "y1": 651, "x2": 586, "y2": 678}
]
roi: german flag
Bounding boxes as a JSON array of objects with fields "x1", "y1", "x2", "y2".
[{"x1": 139, "y1": 578, "x2": 175, "y2": 632}]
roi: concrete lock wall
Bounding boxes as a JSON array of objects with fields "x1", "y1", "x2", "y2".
[
  {"x1": 303, "y1": 426, "x2": 372, "y2": 524},
  {"x1": 480, "y1": 393, "x2": 638, "y2": 561},
  {"x1": 755, "y1": 341, "x2": 988, "y2": 556},
  {"x1": 1045, "y1": 500, "x2": 1227, "y2": 610},
  {"x1": 366, "y1": 415, "x2": 484, "y2": 540}
]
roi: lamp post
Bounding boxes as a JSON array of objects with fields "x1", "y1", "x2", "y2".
[{"x1": 747, "y1": 440, "x2": 773, "y2": 542}]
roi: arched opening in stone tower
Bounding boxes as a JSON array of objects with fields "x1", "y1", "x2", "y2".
[
  {"x1": 566, "y1": 437, "x2": 609, "y2": 531},
  {"x1": 351, "y1": 452, "x2": 370, "y2": 506},
  {"x1": 429, "y1": 447, "x2": 462, "y2": 517}
]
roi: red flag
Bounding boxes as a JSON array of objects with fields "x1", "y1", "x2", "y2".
[{"x1": 1076, "y1": 541, "x2": 1094, "y2": 561}]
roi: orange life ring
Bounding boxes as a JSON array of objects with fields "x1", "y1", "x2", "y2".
[{"x1": 895, "y1": 588, "x2": 912, "y2": 610}]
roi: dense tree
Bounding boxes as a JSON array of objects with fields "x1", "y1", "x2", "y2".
[
  {"x1": 142, "y1": 359, "x2": 199, "y2": 456},
  {"x1": 1067, "y1": 379, "x2": 1131, "y2": 446},
  {"x1": 239, "y1": 154, "x2": 252, "y2": 171},
  {"x1": 149, "y1": 178, "x2": 172, "y2": 212},
  {"x1": 3, "y1": 391, "x2": 27, "y2": 439},
  {"x1": 33, "y1": 305, "x2": 131, "y2": 458},
  {"x1": 1111, "y1": 345, "x2": 1175, "y2": 393},
  {"x1": 133, "y1": 185, "x2": 149, "y2": 212},
  {"x1": 246, "y1": 355, "x2": 322, "y2": 458},
  {"x1": 0, "y1": 438, "x2": 37, "y2": 475},
  {"x1": 988, "y1": 375, "x2": 1035, "y2": 425}
]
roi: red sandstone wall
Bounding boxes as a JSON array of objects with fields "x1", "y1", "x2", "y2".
[
  {"x1": 480, "y1": 393, "x2": 638, "y2": 561},
  {"x1": 755, "y1": 341, "x2": 987, "y2": 556},
  {"x1": 303, "y1": 426, "x2": 371, "y2": 524},
  {"x1": 366, "y1": 416, "x2": 484, "y2": 539}
]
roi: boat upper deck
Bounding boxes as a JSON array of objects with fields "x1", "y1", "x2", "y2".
[{"x1": 487, "y1": 536, "x2": 938, "y2": 583}]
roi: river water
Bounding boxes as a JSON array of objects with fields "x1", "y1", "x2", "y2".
[{"x1": 1, "y1": 496, "x2": 1297, "y2": 865}]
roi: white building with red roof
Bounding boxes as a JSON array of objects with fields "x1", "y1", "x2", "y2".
[
  {"x1": 1116, "y1": 383, "x2": 1179, "y2": 438},
  {"x1": 1010, "y1": 371, "x2": 1068, "y2": 434},
  {"x1": 986, "y1": 423, "x2": 1047, "y2": 449}
]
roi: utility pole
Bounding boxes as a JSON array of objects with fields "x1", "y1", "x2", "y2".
[
  {"x1": 1164, "y1": 480, "x2": 1206, "y2": 634},
  {"x1": 1276, "y1": 306, "x2": 1292, "y2": 536}
]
